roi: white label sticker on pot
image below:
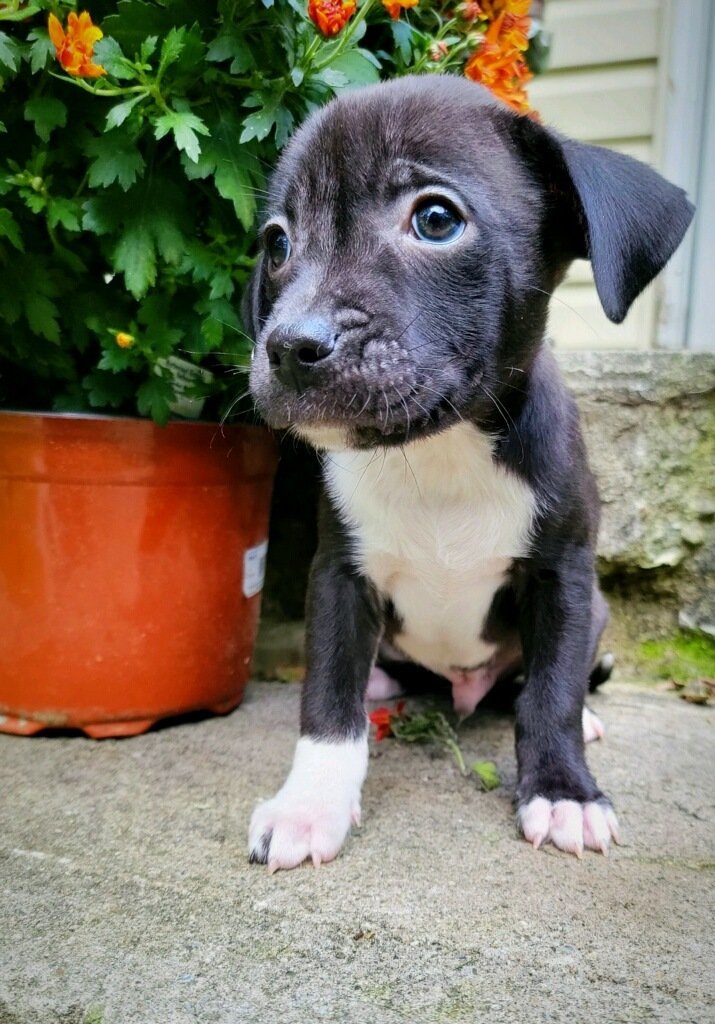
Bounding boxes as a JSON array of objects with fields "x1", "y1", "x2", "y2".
[{"x1": 243, "y1": 540, "x2": 268, "y2": 598}]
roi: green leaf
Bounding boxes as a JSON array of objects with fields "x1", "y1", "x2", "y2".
[
  {"x1": 0, "y1": 255, "x2": 65, "y2": 343},
  {"x1": 154, "y1": 109, "x2": 209, "y2": 163},
  {"x1": 0, "y1": 30, "x2": 21, "y2": 72},
  {"x1": 391, "y1": 20, "x2": 413, "y2": 63},
  {"x1": 113, "y1": 221, "x2": 156, "y2": 298},
  {"x1": 106, "y1": 94, "x2": 145, "y2": 130},
  {"x1": 208, "y1": 267, "x2": 234, "y2": 301},
  {"x1": 85, "y1": 132, "x2": 146, "y2": 191},
  {"x1": 316, "y1": 68, "x2": 348, "y2": 88},
  {"x1": 324, "y1": 49, "x2": 380, "y2": 89},
  {"x1": 137, "y1": 294, "x2": 183, "y2": 355},
  {"x1": 0, "y1": 208, "x2": 23, "y2": 252},
  {"x1": 159, "y1": 25, "x2": 185, "y2": 73},
  {"x1": 139, "y1": 35, "x2": 158, "y2": 64},
  {"x1": 137, "y1": 374, "x2": 173, "y2": 425},
  {"x1": 181, "y1": 111, "x2": 263, "y2": 228},
  {"x1": 196, "y1": 297, "x2": 246, "y2": 357},
  {"x1": 24, "y1": 97, "x2": 67, "y2": 143},
  {"x1": 471, "y1": 761, "x2": 501, "y2": 791},
  {"x1": 102, "y1": 0, "x2": 210, "y2": 57},
  {"x1": 27, "y1": 28, "x2": 55, "y2": 74},
  {"x1": 53, "y1": 383, "x2": 90, "y2": 414},
  {"x1": 98, "y1": 345, "x2": 137, "y2": 373},
  {"x1": 84, "y1": 177, "x2": 189, "y2": 298},
  {"x1": 274, "y1": 106, "x2": 295, "y2": 149},
  {"x1": 47, "y1": 197, "x2": 82, "y2": 232},
  {"x1": 93, "y1": 36, "x2": 136, "y2": 80},
  {"x1": 239, "y1": 107, "x2": 277, "y2": 145},
  {"x1": 206, "y1": 31, "x2": 254, "y2": 73},
  {"x1": 83, "y1": 370, "x2": 136, "y2": 409}
]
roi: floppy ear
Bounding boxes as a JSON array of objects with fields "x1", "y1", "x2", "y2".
[
  {"x1": 241, "y1": 256, "x2": 267, "y2": 341},
  {"x1": 550, "y1": 135, "x2": 695, "y2": 323}
]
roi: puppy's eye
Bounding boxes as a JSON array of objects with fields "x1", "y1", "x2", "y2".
[
  {"x1": 265, "y1": 227, "x2": 291, "y2": 268},
  {"x1": 411, "y1": 201, "x2": 465, "y2": 244}
]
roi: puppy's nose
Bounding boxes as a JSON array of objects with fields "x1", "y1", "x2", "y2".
[{"x1": 265, "y1": 319, "x2": 336, "y2": 390}]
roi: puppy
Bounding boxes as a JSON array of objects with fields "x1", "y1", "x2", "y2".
[{"x1": 245, "y1": 76, "x2": 694, "y2": 871}]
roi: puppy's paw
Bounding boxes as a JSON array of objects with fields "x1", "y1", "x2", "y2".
[
  {"x1": 518, "y1": 797, "x2": 620, "y2": 858},
  {"x1": 582, "y1": 706, "x2": 605, "y2": 743},
  {"x1": 249, "y1": 792, "x2": 358, "y2": 872},
  {"x1": 248, "y1": 735, "x2": 368, "y2": 873},
  {"x1": 365, "y1": 666, "x2": 404, "y2": 702}
]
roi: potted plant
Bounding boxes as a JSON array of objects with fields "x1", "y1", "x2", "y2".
[{"x1": 0, "y1": 0, "x2": 539, "y2": 735}]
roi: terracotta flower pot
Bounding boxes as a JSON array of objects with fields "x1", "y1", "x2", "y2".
[{"x1": 0, "y1": 412, "x2": 277, "y2": 738}]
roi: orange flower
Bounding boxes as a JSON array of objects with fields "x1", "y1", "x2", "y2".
[
  {"x1": 307, "y1": 0, "x2": 356, "y2": 36},
  {"x1": 48, "y1": 11, "x2": 106, "y2": 78},
  {"x1": 382, "y1": 0, "x2": 418, "y2": 20},
  {"x1": 115, "y1": 332, "x2": 135, "y2": 349},
  {"x1": 479, "y1": 0, "x2": 530, "y2": 16},
  {"x1": 464, "y1": 7, "x2": 533, "y2": 114}
]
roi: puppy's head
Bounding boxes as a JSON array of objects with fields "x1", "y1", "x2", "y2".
[{"x1": 247, "y1": 76, "x2": 693, "y2": 450}]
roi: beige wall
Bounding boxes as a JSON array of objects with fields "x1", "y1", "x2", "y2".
[{"x1": 530, "y1": 0, "x2": 664, "y2": 349}]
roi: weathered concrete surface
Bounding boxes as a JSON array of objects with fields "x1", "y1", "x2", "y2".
[
  {"x1": 1, "y1": 680, "x2": 714, "y2": 1024},
  {"x1": 559, "y1": 351, "x2": 715, "y2": 638}
]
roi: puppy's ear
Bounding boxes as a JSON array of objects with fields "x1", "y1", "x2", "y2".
[
  {"x1": 554, "y1": 136, "x2": 694, "y2": 322},
  {"x1": 241, "y1": 255, "x2": 269, "y2": 344},
  {"x1": 515, "y1": 117, "x2": 695, "y2": 323}
]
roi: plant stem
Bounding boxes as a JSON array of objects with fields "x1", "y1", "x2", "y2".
[{"x1": 443, "y1": 738, "x2": 468, "y2": 777}]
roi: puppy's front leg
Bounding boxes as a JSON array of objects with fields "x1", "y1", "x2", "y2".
[
  {"x1": 249, "y1": 537, "x2": 381, "y2": 872},
  {"x1": 515, "y1": 545, "x2": 620, "y2": 857}
]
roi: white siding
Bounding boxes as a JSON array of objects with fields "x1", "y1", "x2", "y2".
[{"x1": 529, "y1": 0, "x2": 664, "y2": 349}]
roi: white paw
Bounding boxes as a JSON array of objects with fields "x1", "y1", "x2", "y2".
[
  {"x1": 365, "y1": 666, "x2": 404, "y2": 701},
  {"x1": 518, "y1": 797, "x2": 620, "y2": 857},
  {"x1": 248, "y1": 735, "x2": 367, "y2": 872},
  {"x1": 582, "y1": 706, "x2": 605, "y2": 744}
]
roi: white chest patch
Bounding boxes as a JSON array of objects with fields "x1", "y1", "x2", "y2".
[{"x1": 323, "y1": 422, "x2": 536, "y2": 677}]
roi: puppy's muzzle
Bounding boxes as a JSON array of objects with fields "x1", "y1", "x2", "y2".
[{"x1": 266, "y1": 319, "x2": 336, "y2": 392}]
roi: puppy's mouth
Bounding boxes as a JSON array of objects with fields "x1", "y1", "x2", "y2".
[{"x1": 252, "y1": 374, "x2": 474, "y2": 450}]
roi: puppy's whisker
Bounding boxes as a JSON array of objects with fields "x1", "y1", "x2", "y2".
[
  {"x1": 481, "y1": 371, "x2": 527, "y2": 395},
  {"x1": 348, "y1": 448, "x2": 381, "y2": 503},
  {"x1": 375, "y1": 445, "x2": 389, "y2": 485},
  {"x1": 400, "y1": 444, "x2": 422, "y2": 499},
  {"x1": 354, "y1": 394, "x2": 372, "y2": 420},
  {"x1": 381, "y1": 389, "x2": 391, "y2": 430},
  {"x1": 391, "y1": 311, "x2": 422, "y2": 347},
  {"x1": 417, "y1": 383, "x2": 465, "y2": 423},
  {"x1": 480, "y1": 383, "x2": 525, "y2": 464},
  {"x1": 180, "y1": 349, "x2": 251, "y2": 358},
  {"x1": 398, "y1": 393, "x2": 412, "y2": 444},
  {"x1": 219, "y1": 388, "x2": 253, "y2": 427},
  {"x1": 525, "y1": 285, "x2": 602, "y2": 343}
]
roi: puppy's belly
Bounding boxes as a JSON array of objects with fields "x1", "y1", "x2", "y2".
[{"x1": 366, "y1": 553, "x2": 509, "y2": 676}]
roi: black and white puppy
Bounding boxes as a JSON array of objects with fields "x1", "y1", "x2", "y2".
[{"x1": 245, "y1": 76, "x2": 694, "y2": 871}]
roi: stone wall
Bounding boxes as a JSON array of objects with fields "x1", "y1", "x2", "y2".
[{"x1": 558, "y1": 351, "x2": 715, "y2": 642}]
